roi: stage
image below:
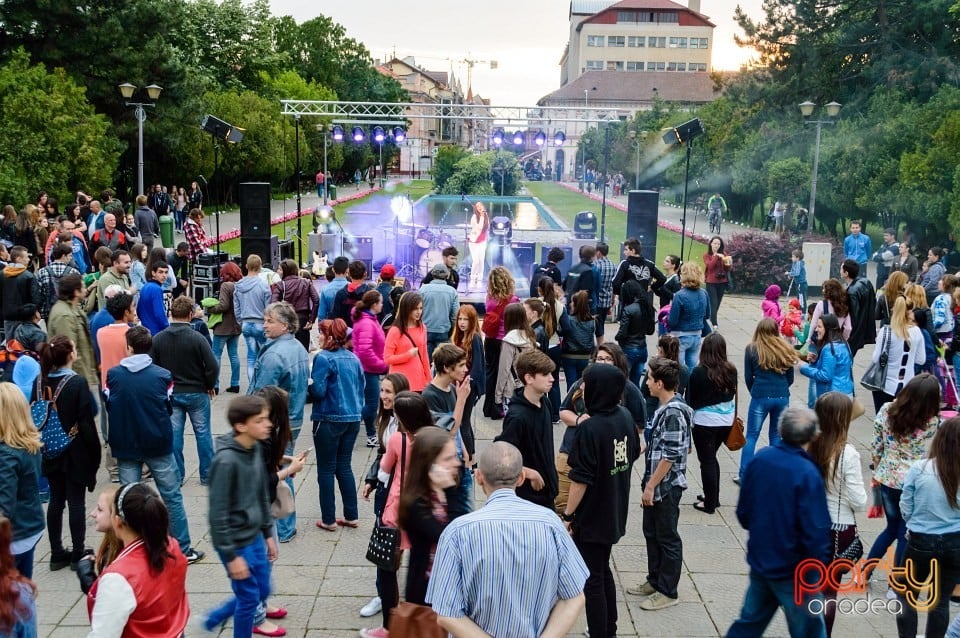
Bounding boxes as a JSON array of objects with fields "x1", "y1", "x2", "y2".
[{"x1": 309, "y1": 193, "x2": 579, "y2": 300}]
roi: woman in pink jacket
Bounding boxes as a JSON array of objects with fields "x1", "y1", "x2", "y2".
[
  {"x1": 352, "y1": 290, "x2": 388, "y2": 448},
  {"x1": 383, "y1": 291, "x2": 431, "y2": 391}
]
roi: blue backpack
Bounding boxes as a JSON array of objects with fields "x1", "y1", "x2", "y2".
[{"x1": 31, "y1": 376, "x2": 75, "y2": 460}]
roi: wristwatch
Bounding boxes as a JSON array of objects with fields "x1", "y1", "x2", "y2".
[{"x1": 560, "y1": 511, "x2": 574, "y2": 522}]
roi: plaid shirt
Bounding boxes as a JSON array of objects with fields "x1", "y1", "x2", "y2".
[
  {"x1": 595, "y1": 256, "x2": 617, "y2": 308},
  {"x1": 183, "y1": 218, "x2": 208, "y2": 261},
  {"x1": 644, "y1": 395, "x2": 693, "y2": 501},
  {"x1": 36, "y1": 262, "x2": 81, "y2": 319}
]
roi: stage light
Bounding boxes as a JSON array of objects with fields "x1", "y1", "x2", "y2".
[
  {"x1": 331, "y1": 125, "x2": 344, "y2": 142},
  {"x1": 373, "y1": 126, "x2": 386, "y2": 143},
  {"x1": 512, "y1": 130, "x2": 524, "y2": 145},
  {"x1": 351, "y1": 126, "x2": 365, "y2": 142},
  {"x1": 491, "y1": 216, "x2": 513, "y2": 240},
  {"x1": 492, "y1": 129, "x2": 504, "y2": 146},
  {"x1": 392, "y1": 127, "x2": 406, "y2": 142},
  {"x1": 317, "y1": 206, "x2": 334, "y2": 222},
  {"x1": 553, "y1": 131, "x2": 566, "y2": 146},
  {"x1": 662, "y1": 118, "x2": 705, "y2": 146},
  {"x1": 574, "y1": 211, "x2": 597, "y2": 239},
  {"x1": 534, "y1": 131, "x2": 546, "y2": 147}
]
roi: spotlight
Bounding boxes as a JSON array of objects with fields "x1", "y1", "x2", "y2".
[
  {"x1": 512, "y1": 130, "x2": 524, "y2": 145},
  {"x1": 490, "y1": 216, "x2": 513, "y2": 240},
  {"x1": 492, "y1": 128, "x2": 504, "y2": 146},
  {"x1": 351, "y1": 126, "x2": 365, "y2": 142},
  {"x1": 534, "y1": 131, "x2": 546, "y2": 147},
  {"x1": 318, "y1": 206, "x2": 334, "y2": 222},
  {"x1": 373, "y1": 126, "x2": 386, "y2": 143},
  {"x1": 392, "y1": 127, "x2": 406, "y2": 143},
  {"x1": 331, "y1": 125, "x2": 344, "y2": 142},
  {"x1": 662, "y1": 118, "x2": 705, "y2": 146},
  {"x1": 573, "y1": 211, "x2": 597, "y2": 239},
  {"x1": 553, "y1": 131, "x2": 566, "y2": 146}
]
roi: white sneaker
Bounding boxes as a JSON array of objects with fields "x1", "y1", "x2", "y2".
[{"x1": 359, "y1": 596, "x2": 382, "y2": 618}]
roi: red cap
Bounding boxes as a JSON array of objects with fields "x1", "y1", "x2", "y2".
[
  {"x1": 380, "y1": 264, "x2": 396, "y2": 278},
  {"x1": 789, "y1": 298, "x2": 802, "y2": 309}
]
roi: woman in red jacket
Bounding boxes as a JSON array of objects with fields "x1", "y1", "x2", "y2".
[
  {"x1": 702, "y1": 236, "x2": 733, "y2": 329},
  {"x1": 384, "y1": 291, "x2": 431, "y2": 391}
]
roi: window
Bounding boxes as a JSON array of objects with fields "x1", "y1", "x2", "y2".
[
  {"x1": 606, "y1": 60, "x2": 624, "y2": 70},
  {"x1": 667, "y1": 62, "x2": 678, "y2": 71},
  {"x1": 608, "y1": 36, "x2": 625, "y2": 47},
  {"x1": 648, "y1": 37, "x2": 666, "y2": 48},
  {"x1": 691, "y1": 63, "x2": 707, "y2": 72},
  {"x1": 693, "y1": 38, "x2": 709, "y2": 49},
  {"x1": 652, "y1": 61, "x2": 666, "y2": 71},
  {"x1": 585, "y1": 60, "x2": 604, "y2": 70},
  {"x1": 617, "y1": 10, "x2": 635, "y2": 22},
  {"x1": 626, "y1": 61, "x2": 644, "y2": 71},
  {"x1": 628, "y1": 36, "x2": 645, "y2": 47},
  {"x1": 667, "y1": 62, "x2": 687, "y2": 71},
  {"x1": 669, "y1": 37, "x2": 687, "y2": 48},
  {"x1": 658, "y1": 11, "x2": 678, "y2": 23},
  {"x1": 677, "y1": 62, "x2": 686, "y2": 71},
  {"x1": 587, "y1": 35, "x2": 604, "y2": 47}
]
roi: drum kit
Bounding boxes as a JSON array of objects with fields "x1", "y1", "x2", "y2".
[{"x1": 398, "y1": 223, "x2": 471, "y2": 279}]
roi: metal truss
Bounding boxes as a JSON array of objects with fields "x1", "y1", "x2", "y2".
[{"x1": 280, "y1": 100, "x2": 623, "y2": 125}]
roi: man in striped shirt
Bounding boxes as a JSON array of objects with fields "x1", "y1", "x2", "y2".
[{"x1": 427, "y1": 442, "x2": 588, "y2": 637}]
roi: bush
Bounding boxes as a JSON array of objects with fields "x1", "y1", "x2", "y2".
[{"x1": 724, "y1": 232, "x2": 843, "y2": 295}]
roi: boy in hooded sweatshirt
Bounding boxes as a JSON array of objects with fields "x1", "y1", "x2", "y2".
[
  {"x1": 333, "y1": 260, "x2": 371, "y2": 327},
  {"x1": 495, "y1": 349, "x2": 558, "y2": 509},
  {"x1": 205, "y1": 394, "x2": 278, "y2": 637},
  {"x1": 761, "y1": 284, "x2": 782, "y2": 322}
]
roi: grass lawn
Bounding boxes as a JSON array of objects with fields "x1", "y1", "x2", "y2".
[
  {"x1": 524, "y1": 181, "x2": 706, "y2": 263},
  {"x1": 218, "y1": 180, "x2": 435, "y2": 257}
]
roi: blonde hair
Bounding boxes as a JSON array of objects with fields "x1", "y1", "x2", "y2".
[
  {"x1": 487, "y1": 266, "x2": 515, "y2": 300},
  {"x1": 0, "y1": 383, "x2": 42, "y2": 453},
  {"x1": 750, "y1": 318, "x2": 797, "y2": 373},
  {"x1": 680, "y1": 262, "x2": 704, "y2": 289},
  {"x1": 905, "y1": 283, "x2": 928, "y2": 310},
  {"x1": 95, "y1": 488, "x2": 123, "y2": 574},
  {"x1": 890, "y1": 296, "x2": 914, "y2": 340},
  {"x1": 884, "y1": 271, "x2": 909, "y2": 309}
]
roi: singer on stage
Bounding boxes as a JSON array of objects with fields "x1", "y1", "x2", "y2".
[{"x1": 468, "y1": 201, "x2": 489, "y2": 291}]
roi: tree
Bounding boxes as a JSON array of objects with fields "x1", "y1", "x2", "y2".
[
  {"x1": 0, "y1": 50, "x2": 118, "y2": 204},
  {"x1": 433, "y1": 146, "x2": 469, "y2": 191}
]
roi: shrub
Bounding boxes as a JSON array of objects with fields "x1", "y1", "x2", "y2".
[{"x1": 724, "y1": 232, "x2": 843, "y2": 295}]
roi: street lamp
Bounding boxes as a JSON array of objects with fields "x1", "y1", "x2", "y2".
[
  {"x1": 628, "y1": 129, "x2": 649, "y2": 190},
  {"x1": 118, "y1": 82, "x2": 162, "y2": 197},
  {"x1": 799, "y1": 100, "x2": 841, "y2": 232}
]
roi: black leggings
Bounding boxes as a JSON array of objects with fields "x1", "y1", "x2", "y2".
[
  {"x1": 706, "y1": 282, "x2": 727, "y2": 326},
  {"x1": 46, "y1": 471, "x2": 87, "y2": 554},
  {"x1": 482, "y1": 338, "x2": 502, "y2": 417}
]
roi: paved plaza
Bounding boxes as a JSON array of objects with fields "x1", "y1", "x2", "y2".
[{"x1": 34, "y1": 293, "x2": 926, "y2": 637}]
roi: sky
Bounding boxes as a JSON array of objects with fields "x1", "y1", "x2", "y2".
[{"x1": 269, "y1": 0, "x2": 763, "y2": 106}]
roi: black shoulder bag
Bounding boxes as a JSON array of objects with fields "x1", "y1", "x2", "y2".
[{"x1": 365, "y1": 435, "x2": 406, "y2": 571}]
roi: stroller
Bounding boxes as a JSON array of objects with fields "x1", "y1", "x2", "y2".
[{"x1": 937, "y1": 341, "x2": 959, "y2": 410}]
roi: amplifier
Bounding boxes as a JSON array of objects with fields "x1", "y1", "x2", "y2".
[
  {"x1": 198, "y1": 251, "x2": 229, "y2": 266},
  {"x1": 194, "y1": 279, "x2": 220, "y2": 304},
  {"x1": 193, "y1": 264, "x2": 220, "y2": 280}
]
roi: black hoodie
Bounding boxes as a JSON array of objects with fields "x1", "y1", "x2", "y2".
[
  {"x1": 495, "y1": 387, "x2": 558, "y2": 508},
  {"x1": 568, "y1": 365, "x2": 641, "y2": 544},
  {"x1": 208, "y1": 433, "x2": 272, "y2": 562}
]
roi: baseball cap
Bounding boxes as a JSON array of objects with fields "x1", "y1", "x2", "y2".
[{"x1": 380, "y1": 264, "x2": 396, "y2": 278}]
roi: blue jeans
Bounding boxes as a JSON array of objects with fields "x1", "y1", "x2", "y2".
[
  {"x1": 170, "y1": 392, "x2": 213, "y2": 484},
  {"x1": 561, "y1": 357, "x2": 590, "y2": 390},
  {"x1": 275, "y1": 424, "x2": 302, "y2": 542},
  {"x1": 118, "y1": 455, "x2": 192, "y2": 553},
  {"x1": 242, "y1": 322, "x2": 266, "y2": 383},
  {"x1": 739, "y1": 396, "x2": 789, "y2": 481},
  {"x1": 547, "y1": 345, "x2": 562, "y2": 422},
  {"x1": 213, "y1": 334, "x2": 241, "y2": 389},
  {"x1": 896, "y1": 530, "x2": 960, "y2": 638},
  {"x1": 866, "y1": 485, "x2": 907, "y2": 566},
  {"x1": 622, "y1": 344, "x2": 648, "y2": 387},
  {"x1": 426, "y1": 332, "x2": 449, "y2": 363},
  {"x1": 676, "y1": 334, "x2": 701, "y2": 370},
  {"x1": 207, "y1": 536, "x2": 271, "y2": 638},
  {"x1": 361, "y1": 372, "x2": 381, "y2": 439},
  {"x1": 727, "y1": 570, "x2": 825, "y2": 638},
  {"x1": 14, "y1": 547, "x2": 35, "y2": 580},
  {"x1": 313, "y1": 420, "x2": 360, "y2": 526}
]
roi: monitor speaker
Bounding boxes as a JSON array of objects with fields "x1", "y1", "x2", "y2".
[
  {"x1": 239, "y1": 182, "x2": 271, "y2": 239},
  {"x1": 344, "y1": 236, "x2": 373, "y2": 279},
  {"x1": 510, "y1": 241, "x2": 536, "y2": 277},
  {"x1": 241, "y1": 235, "x2": 279, "y2": 271},
  {"x1": 626, "y1": 190, "x2": 660, "y2": 262}
]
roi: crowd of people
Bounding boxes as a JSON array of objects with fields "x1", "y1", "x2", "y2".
[{"x1": 4, "y1": 197, "x2": 960, "y2": 638}]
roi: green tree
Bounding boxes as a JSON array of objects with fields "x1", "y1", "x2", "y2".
[
  {"x1": 0, "y1": 50, "x2": 118, "y2": 204},
  {"x1": 433, "y1": 146, "x2": 469, "y2": 191}
]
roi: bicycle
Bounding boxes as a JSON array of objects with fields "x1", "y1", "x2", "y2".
[{"x1": 708, "y1": 206, "x2": 722, "y2": 234}]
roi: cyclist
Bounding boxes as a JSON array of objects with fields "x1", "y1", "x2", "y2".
[{"x1": 707, "y1": 193, "x2": 727, "y2": 233}]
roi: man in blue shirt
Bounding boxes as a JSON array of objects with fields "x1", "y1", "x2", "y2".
[
  {"x1": 727, "y1": 406, "x2": 832, "y2": 638},
  {"x1": 317, "y1": 255, "x2": 349, "y2": 321},
  {"x1": 139, "y1": 261, "x2": 169, "y2": 335},
  {"x1": 842, "y1": 220, "x2": 872, "y2": 268}
]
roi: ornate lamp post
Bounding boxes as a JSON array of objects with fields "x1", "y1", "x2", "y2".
[{"x1": 118, "y1": 82, "x2": 162, "y2": 196}]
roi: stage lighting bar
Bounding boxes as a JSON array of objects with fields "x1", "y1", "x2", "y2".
[
  {"x1": 553, "y1": 131, "x2": 566, "y2": 146},
  {"x1": 534, "y1": 131, "x2": 546, "y2": 146},
  {"x1": 373, "y1": 126, "x2": 386, "y2": 142},
  {"x1": 331, "y1": 125, "x2": 344, "y2": 141},
  {"x1": 512, "y1": 130, "x2": 524, "y2": 145},
  {"x1": 351, "y1": 126, "x2": 365, "y2": 142},
  {"x1": 392, "y1": 127, "x2": 406, "y2": 142}
]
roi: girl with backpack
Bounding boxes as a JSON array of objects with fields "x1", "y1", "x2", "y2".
[
  {"x1": 560, "y1": 290, "x2": 597, "y2": 387},
  {"x1": 494, "y1": 303, "x2": 537, "y2": 408},
  {"x1": 39, "y1": 335, "x2": 100, "y2": 572},
  {"x1": 481, "y1": 267, "x2": 519, "y2": 419}
]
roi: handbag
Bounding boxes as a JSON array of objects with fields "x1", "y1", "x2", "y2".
[
  {"x1": 31, "y1": 376, "x2": 76, "y2": 461},
  {"x1": 860, "y1": 325, "x2": 890, "y2": 392},
  {"x1": 481, "y1": 299, "x2": 509, "y2": 339},
  {"x1": 831, "y1": 450, "x2": 864, "y2": 568},
  {"x1": 389, "y1": 602, "x2": 445, "y2": 638},
  {"x1": 270, "y1": 480, "x2": 295, "y2": 519},
  {"x1": 365, "y1": 436, "x2": 406, "y2": 572},
  {"x1": 724, "y1": 388, "x2": 746, "y2": 451}
]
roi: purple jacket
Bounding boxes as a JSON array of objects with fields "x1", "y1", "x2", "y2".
[{"x1": 352, "y1": 310, "x2": 387, "y2": 374}]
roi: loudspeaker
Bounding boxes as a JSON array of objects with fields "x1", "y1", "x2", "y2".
[
  {"x1": 239, "y1": 182, "x2": 271, "y2": 239},
  {"x1": 540, "y1": 245, "x2": 574, "y2": 282},
  {"x1": 241, "y1": 235, "x2": 280, "y2": 270},
  {"x1": 626, "y1": 190, "x2": 660, "y2": 262},
  {"x1": 198, "y1": 251, "x2": 229, "y2": 266},
  {"x1": 278, "y1": 239, "x2": 295, "y2": 262},
  {"x1": 344, "y1": 236, "x2": 373, "y2": 278},
  {"x1": 510, "y1": 241, "x2": 536, "y2": 277}
]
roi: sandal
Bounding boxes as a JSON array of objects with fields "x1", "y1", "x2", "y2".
[
  {"x1": 316, "y1": 521, "x2": 338, "y2": 532},
  {"x1": 336, "y1": 518, "x2": 360, "y2": 528}
]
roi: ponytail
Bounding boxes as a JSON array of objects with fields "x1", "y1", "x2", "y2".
[
  {"x1": 115, "y1": 483, "x2": 172, "y2": 574},
  {"x1": 352, "y1": 290, "x2": 383, "y2": 323},
  {"x1": 538, "y1": 276, "x2": 558, "y2": 339},
  {"x1": 39, "y1": 335, "x2": 73, "y2": 379}
]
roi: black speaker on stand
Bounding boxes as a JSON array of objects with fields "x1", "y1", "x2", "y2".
[
  {"x1": 239, "y1": 182, "x2": 272, "y2": 264},
  {"x1": 626, "y1": 190, "x2": 660, "y2": 263}
]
